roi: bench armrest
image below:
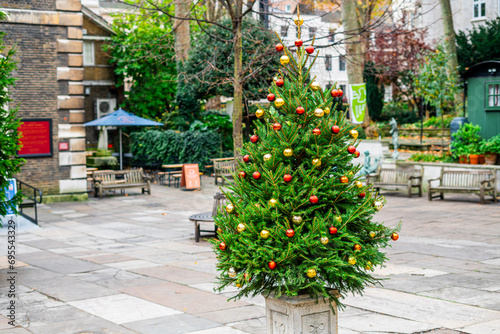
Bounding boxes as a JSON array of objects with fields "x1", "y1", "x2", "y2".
[
  {"x1": 143, "y1": 174, "x2": 152, "y2": 182},
  {"x1": 427, "y1": 177, "x2": 441, "y2": 187},
  {"x1": 366, "y1": 173, "x2": 379, "y2": 184},
  {"x1": 480, "y1": 177, "x2": 496, "y2": 185}
]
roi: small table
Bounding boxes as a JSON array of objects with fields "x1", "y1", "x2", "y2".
[{"x1": 161, "y1": 164, "x2": 184, "y2": 187}]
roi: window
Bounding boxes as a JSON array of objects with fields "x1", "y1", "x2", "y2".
[
  {"x1": 328, "y1": 29, "x2": 335, "y2": 42},
  {"x1": 326, "y1": 82, "x2": 333, "y2": 90},
  {"x1": 339, "y1": 55, "x2": 346, "y2": 71},
  {"x1": 281, "y1": 26, "x2": 288, "y2": 37},
  {"x1": 83, "y1": 41, "x2": 95, "y2": 66},
  {"x1": 285, "y1": 4, "x2": 291, "y2": 12},
  {"x1": 309, "y1": 27, "x2": 317, "y2": 39},
  {"x1": 325, "y1": 55, "x2": 332, "y2": 71},
  {"x1": 473, "y1": 0, "x2": 486, "y2": 18},
  {"x1": 486, "y1": 83, "x2": 500, "y2": 110}
]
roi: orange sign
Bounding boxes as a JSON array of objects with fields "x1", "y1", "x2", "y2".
[{"x1": 181, "y1": 164, "x2": 201, "y2": 189}]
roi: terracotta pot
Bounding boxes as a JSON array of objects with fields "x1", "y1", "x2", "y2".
[
  {"x1": 459, "y1": 155, "x2": 469, "y2": 164},
  {"x1": 469, "y1": 154, "x2": 479, "y2": 165},
  {"x1": 484, "y1": 153, "x2": 497, "y2": 165},
  {"x1": 478, "y1": 154, "x2": 485, "y2": 164}
]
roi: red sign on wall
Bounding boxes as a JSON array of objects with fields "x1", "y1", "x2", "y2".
[{"x1": 18, "y1": 119, "x2": 53, "y2": 157}]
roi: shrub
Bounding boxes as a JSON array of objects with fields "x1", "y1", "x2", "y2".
[
  {"x1": 451, "y1": 123, "x2": 482, "y2": 157},
  {"x1": 479, "y1": 134, "x2": 500, "y2": 154},
  {"x1": 379, "y1": 100, "x2": 420, "y2": 124},
  {"x1": 422, "y1": 115, "x2": 453, "y2": 128}
]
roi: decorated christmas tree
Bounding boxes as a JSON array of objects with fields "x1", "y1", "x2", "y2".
[{"x1": 211, "y1": 14, "x2": 400, "y2": 309}]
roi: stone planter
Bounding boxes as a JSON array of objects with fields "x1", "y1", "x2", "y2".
[
  {"x1": 485, "y1": 153, "x2": 497, "y2": 165},
  {"x1": 265, "y1": 292, "x2": 338, "y2": 334}
]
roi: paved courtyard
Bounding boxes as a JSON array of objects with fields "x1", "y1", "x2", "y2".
[{"x1": 1, "y1": 176, "x2": 500, "y2": 334}]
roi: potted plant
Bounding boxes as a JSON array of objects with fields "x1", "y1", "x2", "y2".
[
  {"x1": 451, "y1": 123, "x2": 482, "y2": 164},
  {"x1": 480, "y1": 135, "x2": 500, "y2": 165},
  {"x1": 212, "y1": 15, "x2": 400, "y2": 333}
]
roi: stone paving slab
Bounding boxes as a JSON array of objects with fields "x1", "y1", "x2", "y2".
[{"x1": 123, "y1": 313, "x2": 220, "y2": 334}]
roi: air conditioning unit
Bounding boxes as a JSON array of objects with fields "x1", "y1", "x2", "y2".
[{"x1": 95, "y1": 98, "x2": 117, "y2": 119}]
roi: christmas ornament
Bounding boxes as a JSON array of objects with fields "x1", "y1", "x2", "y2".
[
  {"x1": 260, "y1": 230, "x2": 270, "y2": 239},
  {"x1": 296, "y1": 106, "x2": 305, "y2": 115},
  {"x1": 275, "y1": 98, "x2": 285, "y2": 108},
  {"x1": 292, "y1": 215, "x2": 302, "y2": 224},
  {"x1": 280, "y1": 55, "x2": 290, "y2": 65},
  {"x1": 276, "y1": 43, "x2": 284, "y2": 52},
  {"x1": 348, "y1": 256, "x2": 356, "y2": 265},
  {"x1": 228, "y1": 267, "x2": 237, "y2": 277},
  {"x1": 217, "y1": 227, "x2": 222, "y2": 234},
  {"x1": 254, "y1": 203, "x2": 261, "y2": 208},
  {"x1": 340, "y1": 176, "x2": 348, "y2": 183},
  {"x1": 273, "y1": 122, "x2": 282, "y2": 131},
  {"x1": 243, "y1": 154, "x2": 250, "y2": 163},
  {"x1": 335, "y1": 215, "x2": 342, "y2": 223},
  {"x1": 239, "y1": 171, "x2": 246, "y2": 178},
  {"x1": 263, "y1": 153, "x2": 272, "y2": 162},
  {"x1": 294, "y1": 16, "x2": 304, "y2": 26},
  {"x1": 365, "y1": 261, "x2": 373, "y2": 270},
  {"x1": 267, "y1": 93, "x2": 275, "y2": 102},
  {"x1": 391, "y1": 232, "x2": 399, "y2": 241},
  {"x1": 354, "y1": 244, "x2": 361, "y2": 251},
  {"x1": 369, "y1": 231, "x2": 376, "y2": 238},
  {"x1": 331, "y1": 89, "x2": 339, "y2": 97},
  {"x1": 244, "y1": 273, "x2": 251, "y2": 281},
  {"x1": 312, "y1": 158, "x2": 321, "y2": 167},
  {"x1": 331, "y1": 125, "x2": 340, "y2": 134},
  {"x1": 320, "y1": 236, "x2": 329, "y2": 245},
  {"x1": 349, "y1": 129, "x2": 359, "y2": 139},
  {"x1": 219, "y1": 242, "x2": 227, "y2": 250},
  {"x1": 268, "y1": 261, "x2": 277, "y2": 270},
  {"x1": 338, "y1": 89, "x2": 344, "y2": 97},
  {"x1": 329, "y1": 226, "x2": 338, "y2": 235},
  {"x1": 324, "y1": 107, "x2": 331, "y2": 114},
  {"x1": 358, "y1": 192, "x2": 366, "y2": 199},
  {"x1": 237, "y1": 223, "x2": 246, "y2": 233},
  {"x1": 313, "y1": 128, "x2": 321, "y2": 135},
  {"x1": 226, "y1": 204, "x2": 235, "y2": 213},
  {"x1": 348, "y1": 171, "x2": 354, "y2": 177},
  {"x1": 306, "y1": 268, "x2": 317, "y2": 278},
  {"x1": 309, "y1": 195, "x2": 318, "y2": 204},
  {"x1": 348, "y1": 146, "x2": 356, "y2": 154},
  {"x1": 283, "y1": 174, "x2": 292, "y2": 182},
  {"x1": 355, "y1": 181, "x2": 363, "y2": 188},
  {"x1": 286, "y1": 229, "x2": 295, "y2": 238},
  {"x1": 255, "y1": 109, "x2": 265, "y2": 118},
  {"x1": 354, "y1": 150, "x2": 360, "y2": 158},
  {"x1": 253, "y1": 171, "x2": 261, "y2": 180},
  {"x1": 250, "y1": 135, "x2": 258, "y2": 143},
  {"x1": 283, "y1": 148, "x2": 293, "y2": 157},
  {"x1": 276, "y1": 78, "x2": 284, "y2": 87},
  {"x1": 269, "y1": 198, "x2": 278, "y2": 207},
  {"x1": 311, "y1": 81, "x2": 321, "y2": 91},
  {"x1": 314, "y1": 108, "x2": 324, "y2": 117},
  {"x1": 236, "y1": 283, "x2": 242, "y2": 288},
  {"x1": 305, "y1": 46, "x2": 314, "y2": 54},
  {"x1": 295, "y1": 39, "x2": 303, "y2": 47},
  {"x1": 374, "y1": 201, "x2": 383, "y2": 211}
]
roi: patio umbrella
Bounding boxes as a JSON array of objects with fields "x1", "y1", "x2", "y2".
[{"x1": 84, "y1": 108, "x2": 163, "y2": 169}]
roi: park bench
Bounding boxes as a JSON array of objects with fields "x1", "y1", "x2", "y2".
[
  {"x1": 212, "y1": 158, "x2": 235, "y2": 185},
  {"x1": 92, "y1": 168, "x2": 151, "y2": 198},
  {"x1": 366, "y1": 166, "x2": 423, "y2": 198},
  {"x1": 189, "y1": 192, "x2": 227, "y2": 242},
  {"x1": 428, "y1": 169, "x2": 497, "y2": 204}
]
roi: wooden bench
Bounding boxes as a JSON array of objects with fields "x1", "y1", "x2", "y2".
[
  {"x1": 189, "y1": 192, "x2": 227, "y2": 242},
  {"x1": 428, "y1": 169, "x2": 497, "y2": 204},
  {"x1": 367, "y1": 167, "x2": 423, "y2": 198},
  {"x1": 212, "y1": 158, "x2": 235, "y2": 185},
  {"x1": 93, "y1": 168, "x2": 151, "y2": 198}
]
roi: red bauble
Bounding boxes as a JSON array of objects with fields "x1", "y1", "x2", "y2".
[
  {"x1": 354, "y1": 150, "x2": 360, "y2": 158},
  {"x1": 338, "y1": 89, "x2": 344, "y2": 97},
  {"x1": 283, "y1": 174, "x2": 292, "y2": 182},
  {"x1": 286, "y1": 229, "x2": 295, "y2": 237},
  {"x1": 239, "y1": 171, "x2": 246, "y2": 178},
  {"x1": 276, "y1": 78, "x2": 284, "y2": 87},
  {"x1": 273, "y1": 123, "x2": 282, "y2": 131},
  {"x1": 250, "y1": 135, "x2": 259, "y2": 143},
  {"x1": 276, "y1": 43, "x2": 284, "y2": 52},
  {"x1": 358, "y1": 192, "x2": 366, "y2": 199},
  {"x1": 295, "y1": 39, "x2": 303, "y2": 47},
  {"x1": 331, "y1": 125, "x2": 340, "y2": 134},
  {"x1": 253, "y1": 171, "x2": 261, "y2": 180},
  {"x1": 296, "y1": 106, "x2": 305, "y2": 115},
  {"x1": 354, "y1": 244, "x2": 361, "y2": 251},
  {"x1": 331, "y1": 89, "x2": 339, "y2": 98},
  {"x1": 219, "y1": 242, "x2": 227, "y2": 250},
  {"x1": 305, "y1": 46, "x2": 314, "y2": 54},
  {"x1": 313, "y1": 128, "x2": 321, "y2": 136},
  {"x1": 348, "y1": 146, "x2": 356, "y2": 154},
  {"x1": 243, "y1": 154, "x2": 250, "y2": 163},
  {"x1": 268, "y1": 261, "x2": 277, "y2": 270},
  {"x1": 309, "y1": 195, "x2": 318, "y2": 204},
  {"x1": 329, "y1": 226, "x2": 338, "y2": 235},
  {"x1": 267, "y1": 93, "x2": 276, "y2": 102}
]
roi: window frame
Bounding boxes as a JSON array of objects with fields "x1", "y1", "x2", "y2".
[
  {"x1": 83, "y1": 41, "x2": 95, "y2": 66},
  {"x1": 473, "y1": 0, "x2": 486, "y2": 19},
  {"x1": 485, "y1": 81, "x2": 500, "y2": 111},
  {"x1": 325, "y1": 55, "x2": 332, "y2": 71},
  {"x1": 339, "y1": 55, "x2": 346, "y2": 71},
  {"x1": 280, "y1": 25, "x2": 288, "y2": 37}
]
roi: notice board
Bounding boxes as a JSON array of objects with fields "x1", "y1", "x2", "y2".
[
  {"x1": 18, "y1": 119, "x2": 53, "y2": 157},
  {"x1": 181, "y1": 164, "x2": 201, "y2": 189}
]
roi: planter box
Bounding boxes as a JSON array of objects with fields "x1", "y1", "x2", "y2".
[{"x1": 265, "y1": 292, "x2": 338, "y2": 334}]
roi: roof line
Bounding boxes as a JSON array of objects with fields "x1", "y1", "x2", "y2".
[{"x1": 81, "y1": 5, "x2": 115, "y2": 35}]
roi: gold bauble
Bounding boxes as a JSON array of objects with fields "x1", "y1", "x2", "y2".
[
  {"x1": 369, "y1": 231, "x2": 376, "y2": 238},
  {"x1": 320, "y1": 236, "x2": 329, "y2": 245},
  {"x1": 312, "y1": 158, "x2": 321, "y2": 167},
  {"x1": 349, "y1": 129, "x2": 359, "y2": 139},
  {"x1": 292, "y1": 215, "x2": 303, "y2": 224},
  {"x1": 294, "y1": 16, "x2": 304, "y2": 26},
  {"x1": 273, "y1": 76, "x2": 279, "y2": 83},
  {"x1": 255, "y1": 109, "x2": 265, "y2": 118},
  {"x1": 314, "y1": 108, "x2": 324, "y2": 117},
  {"x1": 355, "y1": 181, "x2": 363, "y2": 188},
  {"x1": 365, "y1": 261, "x2": 373, "y2": 270},
  {"x1": 275, "y1": 98, "x2": 285, "y2": 108},
  {"x1": 237, "y1": 223, "x2": 246, "y2": 233},
  {"x1": 348, "y1": 256, "x2": 356, "y2": 265},
  {"x1": 226, "y1": 204, "x2": 235, "y2": 214},
  {"x1": 263, "y1": 153, "x2": 272, "y2": 161},
  {"x1": 228, "y1": 267, "x2": 237, "y2": 277},
  {"x1": 374, "y1": 201, "x2": 383, "y2": 211},
  {"x1": 324, "y1": 107, "x2": 331, "y2": 115},
  {"x1": 306, "y1": 268, "x2": 317, "y2": 278},
  {"x1": 280, "y1": 55, "x2": 290, "y2": 65},
  {"x1": 283, "y1": 148, "x2": 293, "y2": 157},
  {"x1": 348, "y1": 171, "x2": 354, "y2": 177},
  {"x1": 335, "y1": 215, "x2": 342, "y2": 223},
  {"x1": 260, "y1": 230, "x2": 270, "y2": 239},
  {"x1": 236, "y1": 283, "x2": 242, "y2": 288},
  {"x1": 311, "y1": 81, "x2": 321, "y2": 91},
  {"x1": 269, "y1": 198, "x2": 278, "y2": 207},
  {"x1": 254, "y1": 203, "x2": 261, "y2": 208}
]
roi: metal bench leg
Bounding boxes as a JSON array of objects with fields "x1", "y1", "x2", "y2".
[{"x1": 194, "y1": 221, "x2": 200, "y2": 242}]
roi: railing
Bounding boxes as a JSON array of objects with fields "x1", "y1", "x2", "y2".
[{"x1": 16, "y1": 178, "x2": 42, "y2": 225}]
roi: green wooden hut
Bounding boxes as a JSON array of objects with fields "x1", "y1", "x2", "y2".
[{"x1": 463, "y1": 61, "x2": 500, "y2": 139}]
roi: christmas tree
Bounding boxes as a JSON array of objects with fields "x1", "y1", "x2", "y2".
[{"x1": 211, "y1": 14, "x2": 400, "y2": 309}]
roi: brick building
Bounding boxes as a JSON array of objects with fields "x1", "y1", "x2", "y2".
[{"x1": 1, "y1": 0, "x2": 119, "y2": 197}]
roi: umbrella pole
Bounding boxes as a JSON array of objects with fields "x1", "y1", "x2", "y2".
[{"x1": 119, "y1": 128, "x2": 123, "y2": 170}]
